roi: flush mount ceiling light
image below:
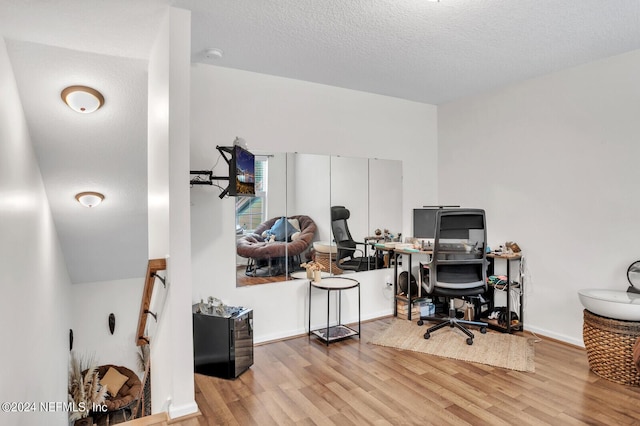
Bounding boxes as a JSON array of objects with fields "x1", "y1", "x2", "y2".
[
  {"x1": 204, "y1": 48, "x2": 223, "y2": 59},
  {"x1": 75, "y1": 192, "x2": 104, "y2": 208},
  {"x1": 61, "y1": 85, "x2": 104, "y2": 113}
]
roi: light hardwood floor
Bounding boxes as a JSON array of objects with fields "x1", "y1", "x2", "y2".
[{"x1": 138, "y1": 317, "x2": 640, "y2": 425}]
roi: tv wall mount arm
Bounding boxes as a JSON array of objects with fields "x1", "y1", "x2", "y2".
[{"x1": 190, "y1": 145, "x2": 233, "y2": 198}]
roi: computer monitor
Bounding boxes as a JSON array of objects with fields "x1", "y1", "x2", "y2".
[{"x1": 413, "y1": 208, "x2": 439, "y2": 239}]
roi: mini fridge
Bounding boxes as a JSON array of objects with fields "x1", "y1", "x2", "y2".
[{"x1": 192, "y1": 304, "x2": 253, "y2": 379}]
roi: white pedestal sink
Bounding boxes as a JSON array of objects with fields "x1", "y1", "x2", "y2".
[{"x1": 578, "y1": 289, "x2": 640, "y2": 321}]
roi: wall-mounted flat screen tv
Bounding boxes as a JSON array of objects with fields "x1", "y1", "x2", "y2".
[{"x1": 228, "y1": 145, "x2": 255, "y2": 196}]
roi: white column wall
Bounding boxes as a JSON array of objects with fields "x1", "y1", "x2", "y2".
[
  {"x1": 438, "y1": 49, "x2": 640, "y2": 345},
  {"x1": 190, "y1": 65, "x2": 437, "y2": 343},
  {"x1": 0, "y1": 37, "x2": 72, "y2": 425},
  {"x1": 147, "y1": 7, "x2": 197, "y2": 419}
]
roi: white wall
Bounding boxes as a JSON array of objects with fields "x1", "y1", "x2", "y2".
[
  {"x1": 0, "y1": 37, "x2": 72, "y2": 425},
  {"x1": 190, "y1": 65, "x2": 437, "y2": 343},
  {"x1": 438, "y1": 49, "x2": 640, "y2": 346},
  {"x1": 70, "y1": 278, "x2": 145, "y2": 375},
  {"x1": 147, "y1": 7, "x2": 197, "y2": 419}
]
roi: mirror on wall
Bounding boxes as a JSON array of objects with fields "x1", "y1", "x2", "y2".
[
  {"x1": 369, "y1": 158, "x2": 403, "y2": 241},
  {"x1": 235, "y1": 152, "x2": 402, "y2": 287}
]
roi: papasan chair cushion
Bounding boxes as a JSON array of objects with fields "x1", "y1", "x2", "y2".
[
  {"x1": 96, "y1": 364, "x2": 141, "y2": 412},
  {"x1": 237, "y1": 215, "x2": 317, "y2": 260}
]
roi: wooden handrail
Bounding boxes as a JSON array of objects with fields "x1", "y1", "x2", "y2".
[{"x1": 136, "y1": 258, "x2": 167, "y2": 346}]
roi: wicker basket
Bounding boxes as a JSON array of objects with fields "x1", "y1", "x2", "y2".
[
  {"x1": 313, "y1": 251, "x2": 343, "y2": 275},
  {"x1": 583, "y1": 309, "x2": 640, "y2": 386}
]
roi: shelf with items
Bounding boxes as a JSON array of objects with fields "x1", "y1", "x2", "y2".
[
  {"x1": 481, "y1": 253, "x2": 524, "y2": 333},
  {"x1": 391, "y1": 248, "x2": 433, "y2": 320},
  {"x1": 480, "y1": 317, "x2": 523, "y2": 332},
  {"x1": 395, "y1": 295, "x2": 420, "y2": 320}
]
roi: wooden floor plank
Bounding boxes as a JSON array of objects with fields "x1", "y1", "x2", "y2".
[
  {"x1": 154, "y1": 318, "x2": 640, "y2": 426},
  {"x1": 445, "y1": 402, "x2": 511, "y2": 426}
]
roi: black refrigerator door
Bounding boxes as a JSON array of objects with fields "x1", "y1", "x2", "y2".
[
  {"x1": 193, "y1": 314, "x2": 233, "y2": 378},
  {"x1": 233, "y1": 311, "x2": 254, "y2": 377}
]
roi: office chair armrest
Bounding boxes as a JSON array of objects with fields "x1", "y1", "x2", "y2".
[
  {"x1": 335, "y1": 245, "x2": 365, "y2": 258},
  {"x1": 421, "y1": 278, "x2": 434, "y2": 294}
]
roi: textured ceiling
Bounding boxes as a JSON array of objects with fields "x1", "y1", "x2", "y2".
[
  {"x1": 1, "y1": 0, "x2": 640, "y2": 283},
  {"x1": 179, "y1": 0, "x2": 640, "y2": 104}
]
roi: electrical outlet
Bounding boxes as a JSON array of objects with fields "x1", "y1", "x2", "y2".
[{"x1": 385, "y1": 275, "x2": 393, "y2": 287}]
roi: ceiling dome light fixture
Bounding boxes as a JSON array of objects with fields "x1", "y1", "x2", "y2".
[
  {"x1": 75, "y1": 191, "x2": 105, "y2": 208},
  {"x1": 61, "y1": 85, "x2": 105, "y2": 113},
  {"x1": 205, "y1": 48, "x2": 223, "y2": 59}
]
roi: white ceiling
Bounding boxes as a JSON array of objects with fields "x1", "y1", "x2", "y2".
[
  {"x1": 1, "y1": 0, "x2": 640, "y2": 283},
  {"x1": 0, "y1": 0, "x2": 165, "y2": 284},
  {"x1": 181, "y1": 0, "x2": 640, "y2": 105}
]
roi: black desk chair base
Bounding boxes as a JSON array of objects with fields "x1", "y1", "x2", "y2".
[{"x1": 418, "y1": 301, "x2": 487, "y2": 345}]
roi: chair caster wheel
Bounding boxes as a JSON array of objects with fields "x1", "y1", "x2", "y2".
[
  {"x1": 480, "y1": 327, "x2": 487, "y2": 334},
  {"x1": 466, "y1": 338, "x2": 474, "y2": 345},
  {"x1": 424, "y1": 332, "x2": 431, "y2": 339},
  {"x1": 417, "y1": 320, "x2": 423, "y2": 326}
]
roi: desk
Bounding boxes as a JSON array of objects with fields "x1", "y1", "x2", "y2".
[
  {"x1": 391, "y1": 248, "x2": 433, "y2": 320},
  {"x1": 371, "y1": 242, "x2": 402, "y2": 268},
  {"x1": 308, "y1": 277, "x2": 360, "y2": 345},
  {"x1": 364, "y1": 236, "x2": 384, "y2": 269}
]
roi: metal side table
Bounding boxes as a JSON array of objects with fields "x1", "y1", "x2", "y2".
[{"x1": 308, "y1": 276, "x2": 361, "y2": 345}]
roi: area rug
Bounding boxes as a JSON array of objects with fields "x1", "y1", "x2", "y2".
[{"x1": 369, "y1": 319, "x2": 535, "y2": 372}]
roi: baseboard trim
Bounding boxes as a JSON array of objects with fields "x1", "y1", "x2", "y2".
[
  {"x1": 168, "y1": 410, "x2": 202, "y2": 424},
  {"x1": 525, "y1": 325, "x2": 584, "y2": 348},
  {"x1": 168, "y1": 401, "x2": 199, "y2": 420},
  {"x1": 254, "y1": 310, "x2": 392, "y2": 345}
]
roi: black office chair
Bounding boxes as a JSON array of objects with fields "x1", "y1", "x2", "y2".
[
  {"x1": 330, "y1": 206, "x2": 377, "y2": 272},
  {"x1": 418, "y1": 208, "x2": 488, "y2": 345}
]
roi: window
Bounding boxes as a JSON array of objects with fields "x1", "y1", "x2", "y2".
[{"x1": 236, "y1": 156, "x2": 267, "y2": 233}]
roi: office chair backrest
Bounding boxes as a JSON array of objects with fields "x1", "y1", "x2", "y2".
[
  {"x1": 331, "y1": 206, "x2": 356, "y2": 260},
  {"x1": 423, "y1": 208, "x2": 487, "y2": 296}
]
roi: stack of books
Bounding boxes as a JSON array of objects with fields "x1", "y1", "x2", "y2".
[{"x1": 396, "y1": 295, "x2": 419, "y2": 319}]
